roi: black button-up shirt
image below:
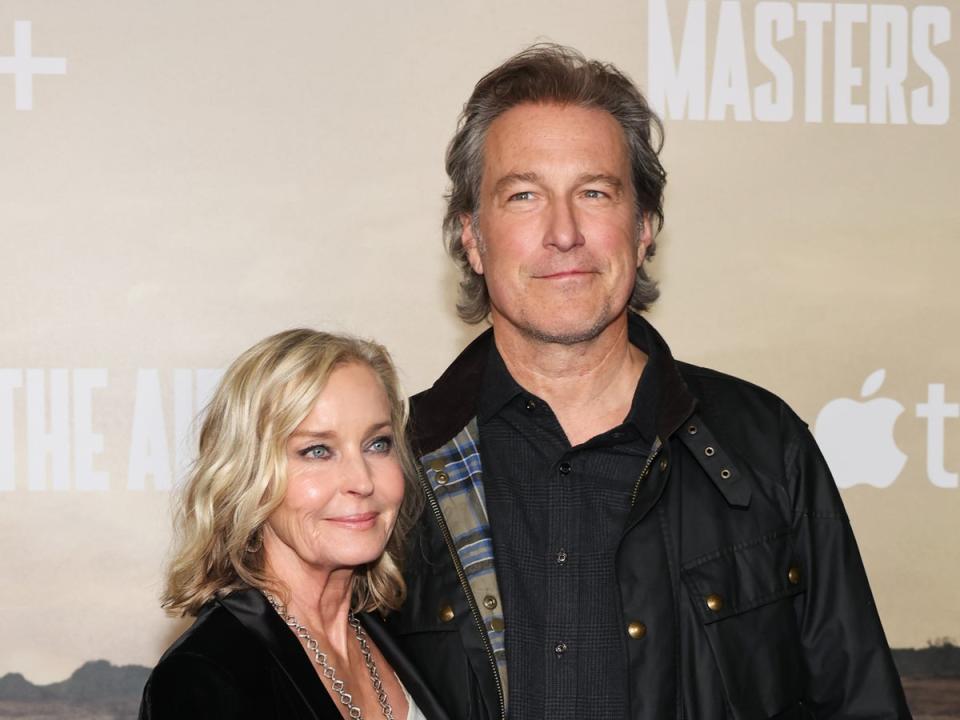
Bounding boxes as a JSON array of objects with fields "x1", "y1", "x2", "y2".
[{"x1": 478, "y1": 341, "x2": 659, "y2": 719}]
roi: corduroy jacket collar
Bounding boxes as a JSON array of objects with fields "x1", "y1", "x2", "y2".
[{"x1": 410, "y1": 313, "x2": 697, "y2": 455}]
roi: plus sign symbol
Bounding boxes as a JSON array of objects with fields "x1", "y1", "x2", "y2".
[{"x1": 0, "y1": 21, "x2": 67, "y2": 110}]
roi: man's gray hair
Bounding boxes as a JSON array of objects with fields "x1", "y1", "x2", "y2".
[{"x1": 443, "y1": 43, "x2": 668, "y2": 324}]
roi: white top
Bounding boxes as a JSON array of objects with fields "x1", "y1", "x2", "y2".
[{"x1": 397, "y1": 674, "x2": 427, "y2": 720}]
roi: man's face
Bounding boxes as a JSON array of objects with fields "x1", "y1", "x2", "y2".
[{"x1": 462, "y1": 102, "x2": 651, "y2": 346}]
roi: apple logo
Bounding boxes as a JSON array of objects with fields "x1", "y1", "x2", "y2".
[{"x1": 813, "y1": 369, "x2": 907, "y2": 489}]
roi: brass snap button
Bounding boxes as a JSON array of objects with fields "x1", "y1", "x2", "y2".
[
  {"x1": 490, "y1": 617, "x2": 505, "y2": 632},
  {"x1": 705, "y1": 594, "x2": 724, "y2": 612},
  {"x1": 627, "y1": 621, "x2": 647, "y2": 640},
  {"x1": 659, "y1": 457, "x2": 668, "y2": 472},
  {"x1": 435, "y1": 471, "x2": 449, "y2": 485},
  {"x1": 482, "y1": 595, "x2": 498, "y2": 610},
  {"x1": 438, "y1": 604, "x2": 455, "y2": 622},
  {"x1": 788, "y1": 566, "x2": 801, "y2": 585}
]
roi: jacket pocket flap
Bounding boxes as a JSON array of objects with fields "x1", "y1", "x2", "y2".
[
  {"x1": 389, "y1": 546, "x2": 464, "y2": 635},
  {"x1": 681, "y1": 528, "x2": 804, "y2": 624},
  {"x1": 388, "y1": 598, "x2": 462, "y2": 635}
]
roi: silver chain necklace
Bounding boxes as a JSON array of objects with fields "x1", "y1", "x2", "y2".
[{"x1": 266, "y1": 594, "x2": 395, "y2": 720}]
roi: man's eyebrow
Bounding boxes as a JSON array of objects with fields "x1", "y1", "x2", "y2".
[
  {"x1": 492, "y1": 172, "x2": 541, "y2": 195},
  {"x1": 492, "y1": 172, "x2": 625, "y2": 195},
  {"x1": 578, "y1": 173, "x2": 624, "y2": 190}
]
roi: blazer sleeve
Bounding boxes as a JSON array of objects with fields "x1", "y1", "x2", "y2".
[
  {"x1": 139, "y1": 652, "x2": 258, "y2": 720},
  {"x1": 782, "y1": 405, "x2": 911, "y2": 718}
]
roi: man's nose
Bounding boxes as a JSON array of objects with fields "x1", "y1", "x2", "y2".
[{"x1": 544, "y1": 197, "x2": 585, "y2": 251}]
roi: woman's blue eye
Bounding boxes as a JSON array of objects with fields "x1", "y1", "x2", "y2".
[
  {"x1": 300, "y1": 445, "x2": 330, "y2": 459},
  {"x1": 369, "y1": 436, "x2": 393, "y2": 453}
]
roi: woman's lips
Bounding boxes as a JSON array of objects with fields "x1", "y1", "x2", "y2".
[{"x1": 325, "y1": 512, "x2": 378, "y2": 529}]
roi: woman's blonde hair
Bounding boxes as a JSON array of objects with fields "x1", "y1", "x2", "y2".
[{"x1": 162, "y1": 329, "x2": 421, "y2": 617}]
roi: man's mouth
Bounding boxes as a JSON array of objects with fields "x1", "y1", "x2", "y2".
[{"x1": 536, "y1": 269, "x2": 595, "y2": 280}]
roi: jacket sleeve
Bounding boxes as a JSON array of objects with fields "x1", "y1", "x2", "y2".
[
  {"x1": 782, "y1": 405, "x2": 911, "y2": 719},
  {"x1": 138, "y1": 652, "x2": 257, "y2": 720}
]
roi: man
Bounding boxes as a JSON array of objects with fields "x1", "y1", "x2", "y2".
[{"x1": 390, "y1": 44, "x2": 910, "y2": 719}]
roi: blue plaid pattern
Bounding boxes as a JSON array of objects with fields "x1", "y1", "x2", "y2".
[{"x1": 420, "y1": 418, "x2": 508, "y2": 697}]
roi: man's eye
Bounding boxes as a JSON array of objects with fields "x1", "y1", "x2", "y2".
[
  {"x1": 508, "y1": 191, "x2": 534, "y2": 201},
  {"x1": 300, "y1": 445, "x2": 330, "y2": 459},
  {"x1": 368, "y1": 436, "x2": 393, "y2": 454},
  {"x1": 584, "y1": 189, "x2": 608, "y2": 199}
]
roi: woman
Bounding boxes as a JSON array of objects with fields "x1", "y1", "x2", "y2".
[{"x1": 140, "y1": 330, "x2": 446, "y2": 720}]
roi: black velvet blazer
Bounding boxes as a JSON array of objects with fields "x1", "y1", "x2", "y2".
[{"x1": 139, "y1": 588, "x2": 449, "y2": 720}]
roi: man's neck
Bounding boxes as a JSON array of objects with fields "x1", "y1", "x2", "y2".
[{"x1": 493, "y1": 314, "x2": 647, "y2": 446}]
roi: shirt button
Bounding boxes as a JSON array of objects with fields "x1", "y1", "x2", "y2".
[
  {"x1": 554, "y1": 641, "x2": 568, "y2": 655},
  {"x1": 524, "y1": 398, "x2": 537, "y2": 411},
  {"x1": 558, "y1": 462, "x2": 572, "y2": 475},
  {"x1": 556, "y1": 549, "x2": 567, "y2": 564}
]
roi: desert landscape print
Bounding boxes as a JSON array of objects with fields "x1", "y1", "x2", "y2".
[{"x1": 0, "y1": 644, "x2": 957, "y2": 719}]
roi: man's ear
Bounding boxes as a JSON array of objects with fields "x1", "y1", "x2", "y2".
[
  {"x1": 636, "y1": 213, "x2": 653, "y2": 267},
  {"x1": 461, "y1": 213, "x2": 484, "y2": 275}
]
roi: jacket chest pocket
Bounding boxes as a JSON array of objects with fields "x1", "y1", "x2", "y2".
[{"x1": 681, "y1": 528, "x2": 807, "y2": 719}]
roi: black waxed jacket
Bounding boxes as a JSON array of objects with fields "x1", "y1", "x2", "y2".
[{"x1": 389, "y1": 314, "x2": 910, "y2": 720}]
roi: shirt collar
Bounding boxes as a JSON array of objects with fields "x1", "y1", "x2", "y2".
[
  {"x1": 478, "y1": 341, "x2": 524, "y2": 423},
  {"x1": 478, "y1": 318, "x2": 662, "y2": 445}
]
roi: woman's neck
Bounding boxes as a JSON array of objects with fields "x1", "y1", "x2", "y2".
[{"x1": 262, "y1": 538, "x2": 356, "y2": 659}]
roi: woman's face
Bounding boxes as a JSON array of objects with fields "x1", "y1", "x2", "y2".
[{"x1": 263, "y1": 362, "x2": 405, "y2": 577}]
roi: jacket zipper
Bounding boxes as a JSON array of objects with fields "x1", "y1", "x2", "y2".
[
  {"x1": 416, "y1": 463, "x2": 506, "y2": 720},
  {"x1": 630, "y1": 437, "x2": 662, "y2": 507}
]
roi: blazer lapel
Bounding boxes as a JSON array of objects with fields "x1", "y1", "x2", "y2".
[
  {"x1": 218, "y1": 588, "x2": 339, "y2": 719},
  {"x1": 220, "y1": 588, "x2": 451, "y2": 720}
]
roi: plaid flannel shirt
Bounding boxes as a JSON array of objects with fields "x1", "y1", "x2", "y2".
[{"x1": 419, "y1": 418, "x2": 508, "y2": 699}]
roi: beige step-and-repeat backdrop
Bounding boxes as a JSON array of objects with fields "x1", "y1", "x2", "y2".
[{"x1": 1, "y1": 0, "x2": 957, "y2": 714}]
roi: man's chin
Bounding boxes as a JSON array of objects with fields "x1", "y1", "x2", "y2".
[{"x1": 519, "y1": 316, "x2": 612, "y2": 346}]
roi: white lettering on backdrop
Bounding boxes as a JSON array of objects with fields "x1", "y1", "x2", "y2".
[
  {"x1": 0, "y1": 20, "x2": 67, "y2": 111},
  {"x1": 648, "y1": 1, "x2": 951, "y2": 124},
  {"x1": 0, "y1": 369, "x2": 222, "y2": 492}
]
